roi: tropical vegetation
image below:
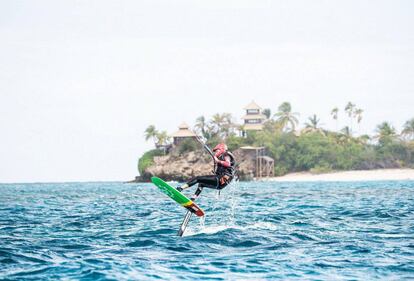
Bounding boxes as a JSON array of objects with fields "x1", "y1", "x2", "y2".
[
  {"x1": 144, "y1": 125, "x2": 170, "y2": 148},
  {"x1": 138, "y1": 149, "x2": 165, "y2": 175},
  {"x1": 140, "y1": 101, "x2": 414, "y2": 176}
]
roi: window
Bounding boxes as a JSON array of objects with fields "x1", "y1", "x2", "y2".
[
  {"x1": 246, "y1": 119, "x2": 262, "y2": 124},
  {"x1": 247, "y1": 109, "x2": 259, "y2": 115}
]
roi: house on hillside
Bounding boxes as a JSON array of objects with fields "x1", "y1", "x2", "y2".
[
  {"x1": 241, "y1": 100, "x2": 267, "y2": 135},
  {"x1": 171, "y1": 122, "x2": 197, "y2": 146}
]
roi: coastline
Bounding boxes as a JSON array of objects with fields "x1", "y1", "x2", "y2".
[{"x1": 263, "y1": 168, "x2": 414, "y2": 182}]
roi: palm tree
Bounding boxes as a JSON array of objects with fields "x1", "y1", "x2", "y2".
[
  {"x1": 375, "y1": 122, "x2": 396, "y2": 144},
  {"x1": 212, "y1": 114, "x2": 223, "y2": 133},
  {"x1": 263, "y1": 119, "x2": 283, "y2": 133},
  {"x1": 194, "y1": 116, "x2": 208, "y2": 139},
  {"x1": 354, "y1": 108, "x2": 363, "y2": 134},
  {"x1": 356, "y1": 134, "x2": 371, "y2": 145},
  {"x1": 337, "y1": 126, "x2": 352, "y2": 144},
  {"x1": 341, "y1": 126, "x2": 351, "y2": 137},
  {"x1": 221, "y1": 113, "x2": 235, "y2": 137},
  {"x1": 303, "y1": 114, "x2": 324, "y2": 134},
  {"x1": 155, "y1": 131, "x2": 170, "y2": 147},
  {"x1": 330, "y1": 107, "x2": 339, "y2": 131},
  {"x1": 211, "y1": 113, "x2": 224, "y2": 130},
  {"x1": 402, "y1": 118, "x2": 414, "y2": 141},
  {"x1": 345, "y1": 102, "x2": 356, "y2": 133},
  {"x1": 273, "y1": 102, "x2": 299, "y2": 132},
  {"x1": 210, "y1": 113, "x2": 235, "y2": 138},
  {"x1": 345, "y1": 102, "x2": 355, "y2": 117},
  {"x1": 354, "y1": 108, "x2": 363, "y2": 124},
  {"x1": 144, "y1": 125, "x2": 158, "y2": 146},
  {"x1": 262, "y1": 108, "x2": 271, "y2": 119}
]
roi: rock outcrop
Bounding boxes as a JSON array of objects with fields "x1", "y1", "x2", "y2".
[{"x1": 140, "y1": 148, "x2": 257, "y2": 181}]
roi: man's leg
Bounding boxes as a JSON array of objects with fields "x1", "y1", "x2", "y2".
[
  {"x1": 191, "y1": 185, "x2": 204, "y2": 200},
  {"x1": 177, "y1": 175, "x2": 218, "y2": 192}
]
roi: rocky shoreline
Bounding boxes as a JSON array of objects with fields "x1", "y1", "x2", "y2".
[
  {"x1": 130, "y1": 168, "x2": 414, "y2": 183},
  {"x1": 132, "y1": 148, "x2": 258, "y2": 182},
  {"x1": 130, "y1": 147, "x2": 414, "y2": 182}
]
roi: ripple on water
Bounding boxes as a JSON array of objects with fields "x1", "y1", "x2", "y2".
[
  {"x1": 126, "y1": 240, "x2": 156, "y2": 248},
  {"x1": 0, "y1": 181, "x2": 413, "y2": 280}
]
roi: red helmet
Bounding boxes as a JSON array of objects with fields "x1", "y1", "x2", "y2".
[{"x1": 213, "y1": 143, "x2": 228, "y2": 157}]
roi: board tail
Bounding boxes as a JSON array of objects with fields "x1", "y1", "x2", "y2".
[{"x1": 182, "y1": 201, "x2": 204, "y2": 217}]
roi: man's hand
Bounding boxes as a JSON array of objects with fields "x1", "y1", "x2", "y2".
[{"x1": 213, "y1": 156, "x2": 219, "y2": 163}]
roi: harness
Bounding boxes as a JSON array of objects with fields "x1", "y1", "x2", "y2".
[{"x1": 215, "y1": 151, "x2": 236, "y2": 186}]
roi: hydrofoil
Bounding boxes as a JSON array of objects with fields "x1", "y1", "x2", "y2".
[{"x1": 151, "y1": 177, "x2": 204, "y2": 236}]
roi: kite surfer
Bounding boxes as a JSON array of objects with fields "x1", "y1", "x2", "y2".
[{"x1": 177, "y1": 142, "x2": 236, "y2": 200}]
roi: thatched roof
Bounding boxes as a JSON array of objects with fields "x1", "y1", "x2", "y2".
[
  {"x1": 171, "y1": 122, "x2": 197, "y2": 137},
  {"x1": 240, "y1": 146, "x2": 265, "y2": 150},
  {"x1": 243, "y1": 100, "x2": 262, "y2": 110},
  {"x1": 258, "y1": 155, "x2": 274, "y2": 162}
]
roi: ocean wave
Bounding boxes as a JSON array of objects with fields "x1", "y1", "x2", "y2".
[{"x1": 0, "y1": 181, "x2": 413, "y2": 280}]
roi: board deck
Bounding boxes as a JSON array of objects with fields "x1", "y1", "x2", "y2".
[{"x1": 151, "y1": 177, "x2": 205, "y2": 217}]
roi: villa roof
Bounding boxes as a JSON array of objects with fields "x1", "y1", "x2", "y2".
[
  {"x1": 258, "y1": 155, "x2": 274, "y2": 162},
  {"x1": 242, "y1": 114, "x2": 267, "y2": 120},
  {"x1": 244, "y1": 100, "x2": 262, "y2": 110},
  {"x1": 240, "y1": 146, "x2": 265, "y2": 150},
  {"x1": 178, "y1": 122, "x2": 190, "y2": 129},
  {"x1": 171, "y1": 122, "x2": 197, "y2": 138}
]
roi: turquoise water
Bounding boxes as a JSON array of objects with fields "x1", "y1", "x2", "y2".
[{"x1": 0, "y1": 181, "x2": 413, "y2": 280}]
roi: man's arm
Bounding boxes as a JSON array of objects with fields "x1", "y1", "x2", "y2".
[{"x1": 214, "y1": 155, "x2": 231, "y2": 168}]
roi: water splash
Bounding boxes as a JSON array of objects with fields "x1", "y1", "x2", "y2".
[{"x1": 1, "y1": 181, "x2": 413, "y2": 280}]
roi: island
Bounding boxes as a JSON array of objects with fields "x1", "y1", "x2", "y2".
[{"x1": 134, "y1": 101, "x2": 414, "y2": 182}]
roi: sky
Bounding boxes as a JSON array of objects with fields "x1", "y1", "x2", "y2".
[{"x1": 0, "y1": 0, "x2": 413, "y2": 183}]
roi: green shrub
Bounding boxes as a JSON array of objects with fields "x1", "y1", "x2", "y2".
[
  {"x1": 206, "y1": 136, "x2": 221, "y2": 149},
  {"x1": 178, "y1": 139, "x2": 198, "y2": 155},
  {"x1": 274, "y1": 164, "x2": 288, "y2": 176},
  {"x1": 310, "y1": 164, "x2": 333, "y2": 174},
  {"x1": 138, "y1": 149, "x2": 164, "y2": 175},
  {"x1": 226, "y1": 135, "x2": 245, "y2": 151}
]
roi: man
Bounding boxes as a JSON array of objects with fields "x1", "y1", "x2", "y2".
[{"x1": 177, "y1": 143, "x2": 236, "y2": 200}]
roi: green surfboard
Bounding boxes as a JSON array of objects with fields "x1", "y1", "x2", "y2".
[{"x1": 151, "y1": 177, "x2": 205, "y2": 217}]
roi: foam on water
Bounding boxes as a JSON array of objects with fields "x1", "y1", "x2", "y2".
[
  {"x1": 1, "y1": 180, "x2": 413, "y2": 280},
  {"x1": 184, "y1": 221, "x2": 279, "y2": 237}
]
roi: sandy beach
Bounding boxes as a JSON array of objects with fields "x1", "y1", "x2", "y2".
[{"x1": 265, "y1": 169, "x2": 414, "y2": 182}]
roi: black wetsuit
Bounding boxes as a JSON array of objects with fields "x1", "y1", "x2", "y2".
[{"x1": 185, "y1": 152, "x2": 236, "y2": 198}]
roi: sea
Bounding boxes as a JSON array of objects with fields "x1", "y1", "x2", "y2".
[{"x1": 0, "y1": 180, "x2": 413, "y2": 280}]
